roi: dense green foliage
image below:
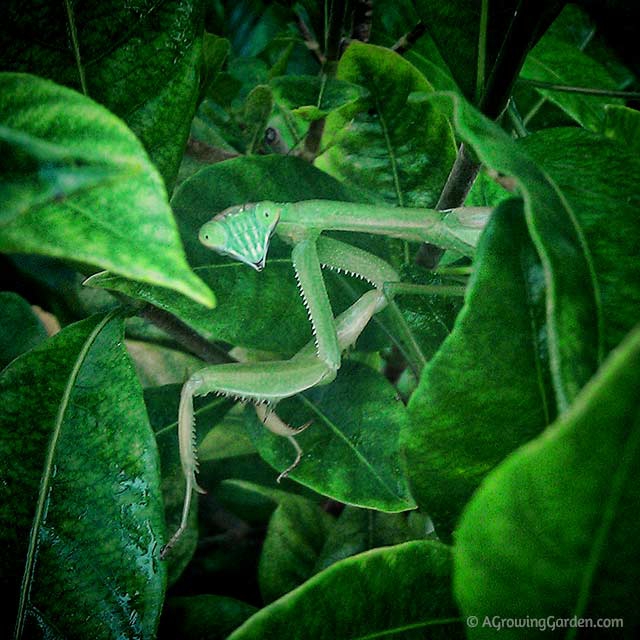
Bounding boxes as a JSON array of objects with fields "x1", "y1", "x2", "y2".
[{"x1": 1, "y1": 1, "x2": 639, "y2": 638}]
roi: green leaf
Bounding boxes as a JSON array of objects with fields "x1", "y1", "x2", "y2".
[
  {"x1": 454, "y1": 325, "x2": 640, "y2": 636},
  {"x1": 521, "y1": 34, "x2": 623, "y2": 131},
  {"x1": 420, "y1": 92, "x2": 602, "y2": 410},
  {"x1": 247, "y1": 361, "x2": 416, "y2": 512},
  {"x1": 315, "y1": 506, "x2": 432, "y2": 573},
  {"x1": 369, "y1": 0, "x2": 460, "y2": 93},
  {"x1": 160, "y1": 595, "x2": 257, "y2": 640},
  {"x1": 259, "y1": 496, "x2": 333, "y2": 603},
  {"x1": 270, "y1": 75, "x2": 369, "y2": 121},
  {"x1": 412, "y1": 0, "x2": 521, "y2": 101},
  {"x1": 0, "y1": 73, "x2": 214, "y2": 308},
  {"x1": 405, "y1": 200, "x2": 553, "y2": 537},
  {"x1": 1, "y1": 0, "x2": 204, "y2": 187},
  {"x1": 604, "y1": 104, "x2": 640, "y2": 154},
  {"x1": 87, "y1": 155, "x2": 366, "y2": 355},
  {"x1": 317, "y1": 42, "x2": 456, "y2": 207},
  {"x1": 0, "y1": 314, "x2": 166, "y2": 638},
  {"x1": 0, "y1": 292, "x2": 47, "y2": 369},
  {"x1": 0, "y1": 125, "x2": 125, "y2": 227},
  {"x1": 244, "y1": 84, "x2": 274, "y2": 153},
  {"x1": 229, "y1": 541, "x2": 463, "y2": 640},
  {"x1": 519, "y1": 128, "x2": 640, "y2": 355}
]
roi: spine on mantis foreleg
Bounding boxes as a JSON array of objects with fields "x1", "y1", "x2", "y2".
[{"x1": 279, "y1": 200, "x2": 490, "y2": 256}]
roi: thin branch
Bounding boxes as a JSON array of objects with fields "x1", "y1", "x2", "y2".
[
  {"x1": 519, "y1": 79, "x2": 640, "y2": 100},
  {"x1": 139, "y1": 304, "x2": 233, "y2": 365},
  {"x1": 295, "y1": 10, "x2": 325, "y2": 65},
  {"x1": 392, "y1": 21, "x2": 427, "y2": 56},
  {"x1": 350, "y1": 0, "x2": 373, "y2": 43},
  {"x1": 302, "y1": 0, "x2": 347, "y2": 161},
  {"x1": 186, "y1": 138, "x2": 239, "y2": 163},
  {"x1": 64, "y1": 0, "x2": 88, "y2": 95}
]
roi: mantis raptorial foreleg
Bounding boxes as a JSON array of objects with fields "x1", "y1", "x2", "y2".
[{"x1": 162, "y1": 199, "x2": 490, "y2": 556}]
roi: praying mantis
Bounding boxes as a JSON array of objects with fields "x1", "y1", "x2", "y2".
[{"x1": 161, "y1": 199, "x2": 490, "y2": 556}]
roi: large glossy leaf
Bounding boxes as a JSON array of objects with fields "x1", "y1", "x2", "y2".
[
  {"x1": 87, "y1": 155, "x2": 367, "y2": 355},
  {"x1": 247, "y1": 361, "x2": 416, "y2": 512},
  {"x1": 1, "y1": 0, "x2": 204, "y2": 186},
  {"x1": 521, "y1": 34, "x2": 622, "y2": 131},
  {"x1": 454, "y1": 325, "x2": 640, "y2": 637},
  {"x1": 229, "y1": 541, "x2": 463, "y2": 640},
  {"x1": 0, "y1": 73, "x2": 214, "y2": 308},
  {"x1": 317, "y1": 42, "x2": 456, "y2": 208},
  {"x1": 419, "y1": 92, "x2": 602, "y2": 410},
  {"x1": 259, "y1": 496, "x2": 333, "y2": 603},
  {"x1": 0, "y1": 292, "x2": 47, "y2": 369},
  {"x1": 405, "y1": 200, "x2": 553, "y2": 537},
  {"x1": 519, "y1": 128, "x2": 640, "y2": 355},
  {"x1": 0, "y1": 314, "x2": 166, "y2": 639}
]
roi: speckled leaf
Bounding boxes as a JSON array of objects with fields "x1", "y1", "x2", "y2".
[
  {"x1": 0, "y1": 314, "x2": 166, "y2": 639},
  {"x1": 270, "y1": 75, "x2": 368, "y2": 121},
  {"x1": 455, "y1": 326, "x2": 640, "y2": 637},
  {"x1": 259, "y1": 496, "x2": 333, "y2": 603},
  {"x1": 316, "y1": 42, "x2": 456, "y2": 208},
  {"x1": 247, "y1": 361, "x2": 416, "y2": 512},
  {"x1": 405, "y1": 200, "x2": 553, "y2": 537},
  {"x1": 1, "y1": 0, "x2": 204, "y2": 187},
  {"x1": 0, "y1": 73, "x2": 214, "y2": 308},
  {"x1": 0, "y1": 292, "x2": 47, "y2": 369},
  {"x1": 229, "y1": 541, "x2": 463, "y2": 640}
]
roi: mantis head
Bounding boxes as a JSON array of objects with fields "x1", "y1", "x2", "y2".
[{"x1": 199, "y1": 201, "x2": 281, "y2": 271}]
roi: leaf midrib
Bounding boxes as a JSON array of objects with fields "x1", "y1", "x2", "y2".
[{"x1": 14, "y1": 313, "x2": 114, "y2": 638}]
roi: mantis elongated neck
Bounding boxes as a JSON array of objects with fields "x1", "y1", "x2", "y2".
[{"x1": 277, "y1": 200, "x2": 488, "y2": 257}]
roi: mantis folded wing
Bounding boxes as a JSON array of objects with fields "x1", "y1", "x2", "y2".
[{"x1": 161, "y1": 199, "x2": 489, "y2": 556}]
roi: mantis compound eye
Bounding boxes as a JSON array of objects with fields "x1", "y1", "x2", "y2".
[{"x1": 198, "y1": 221, "x2": 227, "y2": 249}]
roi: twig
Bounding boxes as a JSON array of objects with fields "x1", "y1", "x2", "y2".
[
  {"x1": 140, "y1": 304, "x2": 233, "y2": 364},
  {"x1": 295, "y1": 10, "x2": 325, "y2": 65},
  {"x1": 302, "y1": 0, "x2": 347, "y2": 161},
  {"x1": 519, "y1": 79, "x2": 640, "y2": 100},
  {"x1": 415, "y1": 144, "x2": 480, "y2": 266},
  {"x1": 186, "y1": 138, "x2": 239, "y2": 163},
  {"x1": 350, "y1": 0, "x2": 373, "y2": 43},
  {"x1": 392, "y1": 21, "x2": 427, "y2": 55}
]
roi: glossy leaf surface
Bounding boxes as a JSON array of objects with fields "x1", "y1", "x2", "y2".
[
  {"x1": 0, "y1": 314, "x2": 166, "y2": 638},
  {"x1": 455, "y1": 326, "x2": 640, "y2": 637},
  {"x1": 230, "y1": 541, "x2": 463, "y2": 640},
  {"x1": 1, "y1": 0, "x2": 204, "y2": 186},
  {"x1": 247, "y1": 361, "x2": 416, "y2": 512},
  {"x1": 405, "y1": 200, "x2": 553, "y2": 536},
  {"x1": 317, "y1": 42, "x2": 456, "y2": 208},
  {"x1": 0, "y1": 73, "x2": 214, "y2": 308}
]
